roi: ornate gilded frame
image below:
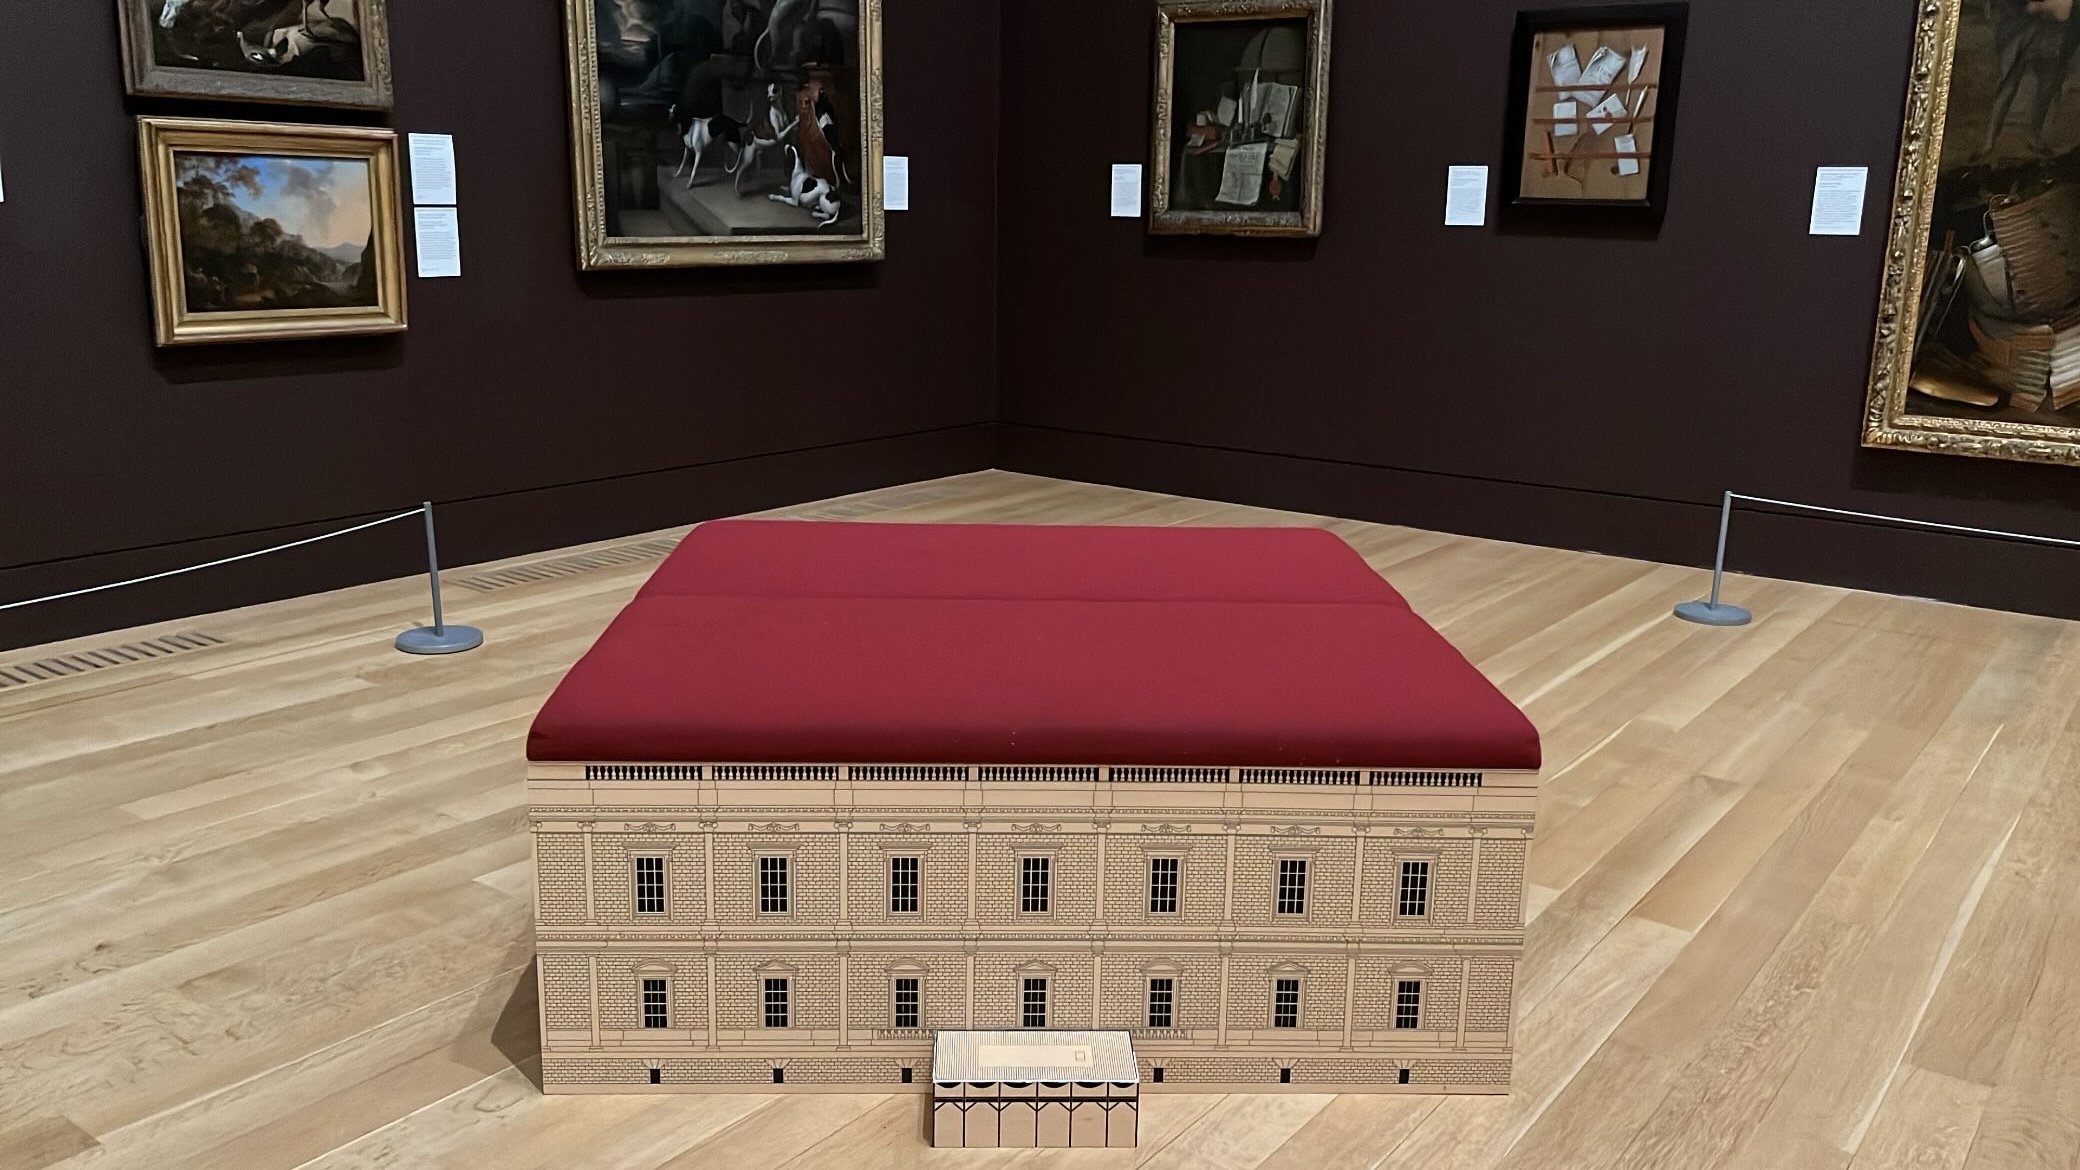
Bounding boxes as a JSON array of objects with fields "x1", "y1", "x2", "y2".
[
  {"x1": 117, "y1": 0, "x2": 394, "y2": 110},
  {"x1": 561, "y1": 0, "x2": 886, "y2": 269},
  {"x1": 1863, "y1": 0, "x2": 2080, "y2": 466},
  {"x1": 1149, "y1": 0, "x2": 1332, "y2": 238},
  {"x1": 138, "y1": 117, "x2": 408, "y2": 347}
]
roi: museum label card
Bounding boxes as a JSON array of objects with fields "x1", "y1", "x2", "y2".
[
  {"x1": 414, "y1": 206, "x2": 462, "y2": 278},
  {"x1": 1445, "y1": 165, "x2": 1489, "y2": 227},
  {"x1": 1110, "y1": 164, "x2": 1143, "y2": 217},
  {"x1": 1552, "y1": 101, "x2": 1579, "y2": 137},
  {"x1": 407, "y1": 133, "x2": 458, "y2": 206},
  {"x1": 884, "y1": 155, "x2": 910, "y2": 211},
  {"x1": 1810, "y1": 166, "x2": 1869, "y2": 236}
]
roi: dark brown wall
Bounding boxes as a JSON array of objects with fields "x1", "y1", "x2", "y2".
[
  {"x1": 996, "y1": 0, "x2": 2080, "y2": 620},
  {"x1": 0, "y1": 0, "x2": 1000, "y2": 649}
]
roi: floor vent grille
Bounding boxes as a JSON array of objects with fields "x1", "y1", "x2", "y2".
[
  {"x1": 791, "y1": 483, "x2": 974, "y2": 520},
  {"x1": 449, "y1": 539, "x2": 681, "y2": 593},
  {"x1": 0, "y1": 631, "x2": 227, "y2": 690}
]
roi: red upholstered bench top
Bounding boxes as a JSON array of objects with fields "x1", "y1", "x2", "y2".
[{"x1": 527, "y1": 521, "x2": 1540, "y2": 771}]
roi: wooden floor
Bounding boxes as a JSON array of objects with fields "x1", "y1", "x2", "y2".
[{"x1": 3, "y1": 470, "x2": 2077, "y2": 1170}]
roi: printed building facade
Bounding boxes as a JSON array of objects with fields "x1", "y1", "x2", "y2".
[{"x1": 529, "y1": 762, "x2": 1536, "y2": 1093}]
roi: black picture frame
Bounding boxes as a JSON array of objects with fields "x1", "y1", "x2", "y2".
[{"x1": 1500, "y1": 3, "x2": 1688, "y2": 225}]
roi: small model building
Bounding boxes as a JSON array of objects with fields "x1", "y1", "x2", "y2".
[
  {"x1": 527, "y1": 521, "x2": 1540, "y2": 1094},
  {"x1": 930, "y1": 1030, "x2": 1140, "y2": 1148}
]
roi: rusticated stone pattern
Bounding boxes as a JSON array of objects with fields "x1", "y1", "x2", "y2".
[
  {"x1": 1466, "y1": 958, "x2": 1515, "y2": 1031},
  {"x1": 536, "y1": 834, "x2": 585, "y2": 923},
  {"x1": 541, "y1": 954, "x2": 591, "y2": 1029},
  {"x1": 1474, "y1": 839, "x2": 1527, "y2": 927}
]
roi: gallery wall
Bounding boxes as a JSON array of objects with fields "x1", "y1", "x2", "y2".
[
  {"x1": 995, "y1": 0, "x2": 2080, "y2": 620},
  {"x1": 0, "y1": 0, "x2": 1000, "y2": 650}
]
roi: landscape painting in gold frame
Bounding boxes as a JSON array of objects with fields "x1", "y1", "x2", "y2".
[
  {"x1": 1865, "y1": 0, "x2": 2080, "y2": 465},
  {"x1": 138, "y1": 117, "x2": 407, "y2": 347},
  {"x1": 1149, "y1": 0, "x2": 1332, "y2": 237},
  {"x1": 562, "y1": 0, "x2": 885, "y2": 269}
]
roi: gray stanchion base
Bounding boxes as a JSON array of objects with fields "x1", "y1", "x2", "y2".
[
  {"x1": 1673, "y1": 601, "x2": 1752, "y2": 627},
  {"x1": 396, "y1": 625, "x2": 486, "y2": 655}
]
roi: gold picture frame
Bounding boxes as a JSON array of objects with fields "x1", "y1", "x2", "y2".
[
  {"x1": 561, "y1": 0, "x2": 885, "y2": 270},
  {"x1": 1863, "y1": 0, "x2": 2080, "y2": 466},
  {"x1": 138, "y1": 117, "x2": 408, "y2": 347},
  {"x1": 117, "y1": 0, "x2": 394, "y2": 110},
  {"x1": 1149, "y1": 0, "x2": 1332, "y2": 237}
]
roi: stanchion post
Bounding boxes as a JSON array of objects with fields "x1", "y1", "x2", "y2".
[
  {"x1": 396, "y1": 500, "x2": 485, "y2": 655},
  {"x1": 1674, "y1": 491, "x2": 1753, "y2": 627}
]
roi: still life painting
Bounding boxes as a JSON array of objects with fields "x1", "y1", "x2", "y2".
[
  {"x1": 1149, "y1": 0, "x2": 1332, "y2": 237},
  {"x1": 139, "y1": 117, "x2": 407, "y2": 346},
  {"x1": 118, "y1": 0, "x2": 393, "y2": 109},
  {"x1": 563, "y1": 0, "x2": 885, "y2": 269},
  {"x1": 1501, "y1": 4, "x2": 1686, "y2": 217},
  {"x1": 1865, "y1": 0, "x2": 2080, "y2": 466}
]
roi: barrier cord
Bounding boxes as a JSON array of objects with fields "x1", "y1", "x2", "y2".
[
  {"x1": 1729, "y1": 493, "x2": 2080, "y2": 550},
  {"x1": 0, "y1": 508, "x2": 427, "y2": 613}
]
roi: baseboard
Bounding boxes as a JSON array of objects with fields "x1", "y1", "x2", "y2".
[
  {"x1": 0, "y1": 423, "x2": 996, "y2": 652},
  {"x1": 997, "y1": 423, "x2": 2080, "y2": 622}
]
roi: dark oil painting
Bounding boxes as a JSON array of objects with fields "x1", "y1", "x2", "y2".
[
  {"x1": 592, "y1": 0, "x2": 867, "y2": 237},
  {"x1": 146, "y1": 0, "x2": 369, "y2": 79},
  {"x1": 1904, "y1": 0, "x2": 2080, "y2": 433},
  {"x1": 1165, "y1": 18, "x2": 1312, "y2": 214}
]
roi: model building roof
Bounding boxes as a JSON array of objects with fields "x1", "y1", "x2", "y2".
[
  {"x1": 930, "y1": 1030, "x2": 1140, "y2": 1085},
  {"x1": 527, "y1": 520, "x2": 1541, "y2": 771}
]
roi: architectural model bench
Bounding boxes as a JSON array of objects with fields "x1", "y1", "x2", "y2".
[{"x1": 526, "y1": 520, "x2": 1542, "y2": 1094}]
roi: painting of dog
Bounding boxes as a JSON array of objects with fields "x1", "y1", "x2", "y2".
[{"x1": 564, "y1": 0, "x2": 884, "y2": 268}]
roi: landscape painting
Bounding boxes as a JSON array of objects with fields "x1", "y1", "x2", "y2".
[
  {"x1": 175, "y1": 154, "x2": 377, "y2": 313},
  {"x1": 1149, "y1": 0, "x2": 1332, "y2": 237},
  {"x1": 139, "y1": 118, "x2": 407, "y2": 346},
  {"x1": 118, "y1": 0, "x2": 393, "y2": 109},
  {"x1": 563, "y1": 0, "x2": 886, "y2": 268},
  {"x1": 1865, "y1": 0, "x2": 2080, "y2": 466}
]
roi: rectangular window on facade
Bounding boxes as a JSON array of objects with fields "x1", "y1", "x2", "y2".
[
  {"x1": 1020, "y1": 855, "x2": 1052, "y2": 914},
  {"x1": 1021, "y1": 977, "x2": 1049, "y2": 1027},
  {"x1": 1272, "y1": 977, "x2": 1301, "y2": 1028},
  {"x1": 641, "y1": 977, "x2": 669, "y2": 1029},
  {"x1": 633, "y1": 855, "x2": 666, "y2": 915},
  {"x1": 1275, "y1": 858, "x2": 1309, "y2": 915},
  {"x1": 1146, "y1": 977, "x2": 1175, "y2": 1029},
  {"x1": 1398, "y1": 860, "x2": 1431, "y2": 918},
  {"x1": 893, "y1": 976, "x2": 922, "y2": 1028},
  {"x1": 764, "y1": 977, "x2": 791, "y2": 1028},
  {"x1": 1395, "y1": 980, "x2": 1422, "y2": 1030},
  {"x1": 758, "y1": 855, "x2": 790, "y2": 915},
  {"x1": 889, "y1": 855, "x2": 920, "y2": 914},
  {"x1": 1148, "y1": 857, "x2": 1180, "y2": 914}
]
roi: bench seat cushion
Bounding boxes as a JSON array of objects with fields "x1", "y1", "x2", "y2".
[{"x1": 527, "y1": 521, "x2": 1538, "y2": 771}]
